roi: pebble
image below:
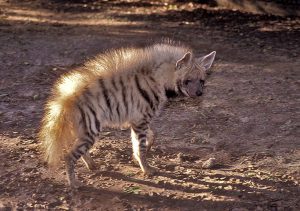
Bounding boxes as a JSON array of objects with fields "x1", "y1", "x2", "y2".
[
  {"x1": 240, "y1": 117, "x2": 250, "y2": 123},
  {"x1": 177, "y1": 152, "x2": 184, "y2": 163},
  {"x1": 202, "y1": 158, "x2": 217, "y2": 169},
  {"x1": 148, "y1": 192, "x2": 159, "y2": 197},
  {"x1": 111, "y1": 196, "x2": 122, "y2": 203},
  {"x1": 174, "y1": 166, "x2": 184, "y2": 171}
]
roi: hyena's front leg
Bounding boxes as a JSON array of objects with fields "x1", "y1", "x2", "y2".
[
  {"x1": 131, "y1": 123, "x2": 156, "y2": 175},
  {"x1": 131, "y1": 127, "x2": 154, "y2": 165}
]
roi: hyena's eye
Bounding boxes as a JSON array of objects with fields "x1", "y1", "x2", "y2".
[{"x1": 183, "y1": 79, "x2": 192, "y2": 85}]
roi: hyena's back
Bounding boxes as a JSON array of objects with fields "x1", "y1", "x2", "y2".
[{"x1": 40, "y1": 46, "x2": 172, "y2": 165}]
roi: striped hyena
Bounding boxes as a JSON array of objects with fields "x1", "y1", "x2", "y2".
[{"x1": 39, "y1": 42, "x2": 216, "y2": 188}]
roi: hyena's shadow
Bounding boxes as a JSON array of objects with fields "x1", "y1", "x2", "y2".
[
  {"x1": 73, "y1": 169, "x2": 287, "y2": 208},
  {"x1": 77, "y1": 169, "x2": 211, "y2": 194},
  {"x1": 72, "y1": 170, "x2": 209, "y2": 198},
  {"x1": 70, "y1": 183, "x2": 233, "y2": 210}
]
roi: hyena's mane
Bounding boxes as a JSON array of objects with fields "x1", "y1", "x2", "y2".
[
  {"x1": 85, "y1": 47, "x2": 151, "y2": 76},
  {"x1": 47, "y1": 41, "x2": 191, "y2": 107},
  {"x1": 46, "y1": 42, "x2": 191, "y2": 107},
  {"x1": 85, "y1": 42, "x2": 192, "y2": 77}
]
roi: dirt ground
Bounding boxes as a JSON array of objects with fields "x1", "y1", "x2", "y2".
[{"x1": 0, "y1": 0, "x2": 299, "y2": 210}]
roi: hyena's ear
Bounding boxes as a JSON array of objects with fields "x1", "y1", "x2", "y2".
[
  {"x1": 176, "y1": 52, "x2": 192, "y2": 70},
  {"x1": 197, "y1": 51, "x2": 216, "y2": 71}
]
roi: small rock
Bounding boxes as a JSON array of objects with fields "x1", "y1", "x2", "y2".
[
  {"x1": 33, "y1": 94, "x2": 40, "y2": 100},
  {"x1": 174, "y1": 166, "x2": 184, "y2": 171},
  {"x1": 177, "y1": 153, "x2": 183, "y2": 163},
  {"x1": 26, "y1": 202, "x2": 34, "y2": 208},
  {"x1": 111, "y1": 196, "x2": 121, "y2": 203},
  {"x1": 240, "y1": 117, "x2": 250, "y2": 123},
  {"x1": 149, "y1": 192, "x2": 159, "y2": 197},
  {"x1": 202, "y1": 158, "x2": 217, "y2": 169},
  {"x1": 155, "y1": 180, "x2": 164, "y2": 185},
  {"x1": 22, "y1": 90, "x2": 36, "y2": 98},
  {"x1": 224, "y1": 185, "x2": 233, "y2": 190}
]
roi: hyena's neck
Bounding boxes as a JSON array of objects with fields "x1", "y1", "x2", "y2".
[
  {"x1": 152, "y1": 62, "x2": 177, "y2": 91},
  {"x1": 148, "y1": 44, "x2": 191, "y2": 92}
]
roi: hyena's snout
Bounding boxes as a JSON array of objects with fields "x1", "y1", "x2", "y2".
[
  {"x1": 185, "y1": 79, "x2": 205, "y2": 97},
  {"x1": 196, "y1": 80, "x2": 205, "y2": 96},
  {"x1": 196, "y1": 90, "x2": 202, "y2": 96},
  {"x1": 194, "y1": 86, "x2": 203, "y2": 97}
]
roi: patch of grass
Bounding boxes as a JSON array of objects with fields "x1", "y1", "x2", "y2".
[
  {"x1": 125, "y1": 172, "x2": 135, "y2": 177},
  {"x1": 123, "y1": 186, "x2": 141, "y2": 194}
]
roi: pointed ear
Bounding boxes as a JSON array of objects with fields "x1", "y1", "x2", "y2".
[
  {"x1": 197, "y1": 51, "x2": 216, "y2": 71},
  {"x1": 176, "y1": 52, "x2": 192, "y2": 70}
]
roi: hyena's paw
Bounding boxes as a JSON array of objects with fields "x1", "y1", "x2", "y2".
[
  {"x1": 132, "y1": 154, "x2": 140, "y2": 166},
  {"x1": 146, "y1": 144, "x2": 153, "y2": 153},
  {"x1": 143, "y1": 165, "x2": 158, "y2": 176},
  {"x1": 86, "y1": 161, "x2": 97, "y2": 171},
  {"x1": 82, "y1": 153, "x2": 97, "y2": 171}
]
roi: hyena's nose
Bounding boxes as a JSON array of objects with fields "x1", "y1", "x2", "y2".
[{"x1": 196, "y1": 90, "x2": 202, "y2": 96}]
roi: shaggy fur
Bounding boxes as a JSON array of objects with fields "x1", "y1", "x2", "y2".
[{"x1": 39, "y1": 42, "x2": 216, "y2": 188}]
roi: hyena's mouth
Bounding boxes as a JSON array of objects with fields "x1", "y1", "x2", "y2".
[
  {"x1": 178, "y1": 86, "x2": 190, "y2": 97},
  {"x1": 182, "y1": 89, "x2": 190, "y2": 97},
  {"x1": 176, "y1": 81, "x2": 188, "y2": 96}
]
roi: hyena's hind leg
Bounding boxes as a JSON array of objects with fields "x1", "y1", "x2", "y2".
[
  {"x1": 81, "y1": 151, "x2": 96, "y2": 171},
  {"x1": 146, "y1": 127, "x2": 155, "y2": 152},
  {"x1": 65, "y1": 134, "x2": 96, "y2": 188},
  {"x1": 131, "y1": 122, "x2": 156, "y2": 175}
]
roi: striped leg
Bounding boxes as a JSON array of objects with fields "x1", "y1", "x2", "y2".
[
  {"x1": 131, "y1": 123, "x2": 156, "y2": 175},
  {"x1": 65, "y1": 134, "x2": 95, "y2": 188},
  {"x1": 146, "y1": 127, "x2": 155, "y2": 152}
]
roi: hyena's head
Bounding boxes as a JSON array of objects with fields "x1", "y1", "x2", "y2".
[{"x1": 174, "y1": 51, "x2": 216, "y2": 97}]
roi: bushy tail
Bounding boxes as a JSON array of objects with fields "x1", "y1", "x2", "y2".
[{"x1": 39, "y1": 97, "x2": 76, "y2": 167}]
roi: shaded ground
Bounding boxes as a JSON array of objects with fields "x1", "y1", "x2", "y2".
[{"x1": 0, "y1": 0, "x2": 299, "y2": 210}]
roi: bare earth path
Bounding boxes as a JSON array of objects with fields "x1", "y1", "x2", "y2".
[{"x1": 0, "y1": 0, "x2": 299, "y2": 210}]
